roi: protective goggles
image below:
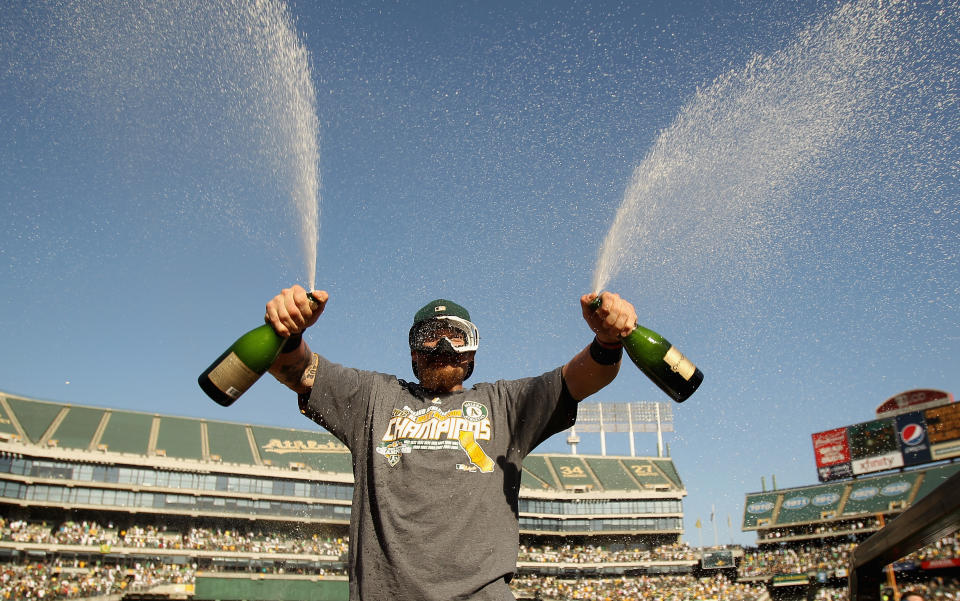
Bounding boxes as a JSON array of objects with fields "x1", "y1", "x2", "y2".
[{"x1": 409, "y1": 316, "x2": 479, "y2": 354}]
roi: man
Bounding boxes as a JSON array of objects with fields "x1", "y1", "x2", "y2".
[
  {"x1": 265, "y1": 285, "x2": 636, "y2": 601},
  {"x1": 901, "y1": 591, "x2": 926, "y2": 601}
]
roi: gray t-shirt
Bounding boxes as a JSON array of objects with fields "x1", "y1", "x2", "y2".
[{"x1": 299, "y1": 356, "x2": 577, "y2": 601}]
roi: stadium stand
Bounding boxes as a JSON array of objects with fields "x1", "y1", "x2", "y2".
[
  {"x1": 0, "y1": 391, "x2": 691, "y2": 600},
  {"x1": 249, "y1": 425, "x2": 352, "y2": 473},
  {"x1": 4, "y1": 389, "x2": 956, "y2": 600},
  {"x1": 154, "y1": 417, "x2": 204, "y2": 461},
  {"x1": 741, "y1": 444, "x2": 960, "y2": 599},
  {"x1": 46, "y1": 405, "x2": 105, "y2": 451},
  {"x1": 583, "y1": 457, "x2": 637, "y2": 491},
  {"x1": 100, "y1": 411, "x2": 154, "y2": 456},
  {"x1": 520, "y1": 454, "x2": 557, "y2": 491},
  {"x1": 913, "y1": 464, "x2": 960, "y2": 501},
  {"x1": 744, "y1": 464, "x2": 960, "y2": 541},
  {"x1": 204, "y1": 420, "x2": 257, "y2": 465},
  {"x1": 5, "y1": 396, "x2": 60, "y2": 442}
]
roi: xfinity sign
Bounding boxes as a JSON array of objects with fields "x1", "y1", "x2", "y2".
[{"x1": 852, "y1": 451, "x2": 903, "y2": 475}]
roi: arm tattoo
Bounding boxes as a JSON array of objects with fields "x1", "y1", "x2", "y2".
[
  {"x1": 277, "y1": 354, "x2": 312, "y2": 390},
  {"x1": 300, "y1": 353, "x2": 319, "y2": 389}
]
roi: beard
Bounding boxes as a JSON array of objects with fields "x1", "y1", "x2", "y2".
[
  {"x1": 414, "y1": 351, "x2": 474, "y2": 392},
  {"x1": 418, "y1": 364, "x2": 466, "y2": 391}
]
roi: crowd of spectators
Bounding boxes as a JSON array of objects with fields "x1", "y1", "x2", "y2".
[
  {"x1": 906, "y1": 536, "x2": 960, "y2": 564},
  {"x1": 509, "y1": 574, "x2": 768, "y2": 601},
  {"x1": 813, "y1": 586, "x2": 848, "y2": 600},
  {"x1": 5, "y1": 521, "x2": 705, "y2": 567},
  {"x1": 518, "y1": 542, "x2": 698, "y2": 564},
  {"x1": 739, "y1": 535, "x2": 959, "y2": 579},
  {"x1": 892, "y1": 578, "x2": 960, "y2": 601},
  {"x1": 0, "y1": 519, "x2": 348, "y2": 557},
  {"x1": 758, "y1": 518, "x2": 883, "y2": 542},
  {"x1": 2, "y1": 518, "x2": 959, "y2": 600},
  {"x1": 0, "y1": 560, "x2": 195, "y2": 600},
  {"x1": 809, "y1": 579, "x2": 960, "y2": 601},
  {"x1": 182, "y1": 526, "x2": 346, "y2": 556},
  {"x1": 739, "y1": 542, "x2": 856, "y2": 578}
]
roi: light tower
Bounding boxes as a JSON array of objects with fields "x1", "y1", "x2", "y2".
[
  {"x1": 565, "y1": 401, "x2": 673, "y2": 457},
  {"x1": 566, "y1": 428, "x2": 581, "y2": 455}
]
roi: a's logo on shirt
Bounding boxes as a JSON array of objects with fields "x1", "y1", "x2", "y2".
[{"x1": 462, "y1": 401, "x2": 487, "y2": 421}]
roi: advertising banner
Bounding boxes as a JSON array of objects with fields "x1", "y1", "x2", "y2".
[
  {"x1": 848, "y1": 419, "x2": 903, "y2": 475},
  {"x1": 876, "y1": 389, "x2": 954, "y2": 417},
  {"x1": 812, "y1": 392, "x2": 957, "y2": 479},
  {"x1": 895, "y1": 412, "x2": 932, "y2": 466},
  {"x1": 772, "y1": 574, "x2": 809, "y2": 587},
  {"x1": 925, "y1": 403, "x2": 960, "y2": 460},
  {"x1": 812, "y1": 427, "x2": 853, "y2": 482},
  {"x1": 921, "y1": 558, "x2": 960, "y2": 570}
]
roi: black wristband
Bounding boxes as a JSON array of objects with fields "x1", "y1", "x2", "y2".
[
  {"x1": 280, "y1": 333, "x2": 302, "y2": 353},
  {"x1": 589, "y1": 336, "x2": 623, "y2": 365}
]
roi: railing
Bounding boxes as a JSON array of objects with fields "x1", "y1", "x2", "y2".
[{"x1": 848, "y1": 469, "x2": 960, "y2": 600}]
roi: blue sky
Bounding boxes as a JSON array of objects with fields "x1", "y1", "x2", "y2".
[{"x1": 1, "y1": 0, "x2": 957, "y2": 546}]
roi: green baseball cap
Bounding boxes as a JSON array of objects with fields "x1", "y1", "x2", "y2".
[{"x1": 412, "y1": 299, "x2": 471, "y2": 325}]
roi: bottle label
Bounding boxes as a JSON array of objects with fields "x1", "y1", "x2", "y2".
[
  {"x1": 207, "y1": 352, "x2": 259, "y2": 399},
  {"x1": 663, "y1": 346, "x2": 697, "y2": 381}
]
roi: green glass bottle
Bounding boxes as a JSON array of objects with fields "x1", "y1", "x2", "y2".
[
  {"x1": 590, "y1": 296, "x2": 704, "y2": 403},
  {"x1": 198, "y1": 323, "x2": 286, "y2": 407},
  {"x1": 199, "y1": 293, "x2": 318, "y2": 407}
]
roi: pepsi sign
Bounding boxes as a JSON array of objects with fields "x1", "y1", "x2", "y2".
[
  {"x1": 901, "y1": 424, "x2": 924, "y2": 445},
  {"x1": 896, "y1": 412, "x2": 932, "y2": 466}
]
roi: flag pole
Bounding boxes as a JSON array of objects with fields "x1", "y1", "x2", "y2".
[{"x1": 711, "y1": 505, "x2": 719, "y2": 547}]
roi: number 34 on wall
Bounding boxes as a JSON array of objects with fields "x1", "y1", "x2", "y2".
[{"x1": 559, "y1": 466, "x2": 587, "y2": 478}]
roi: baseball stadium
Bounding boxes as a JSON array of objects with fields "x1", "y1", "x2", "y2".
[
  {"x1": 0, "y1": 388, "x2": 957, "y2": 601},
  {"x1": 4, "y1": 0, "x2": 958, "y2": 597}
]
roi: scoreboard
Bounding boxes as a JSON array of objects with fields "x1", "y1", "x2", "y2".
[
  {"x1": 926, "y1": 403, "x2": 960, "y2": 449},
  {"x1": 812, "y1": 390, "x2": 959, "y2": 482}
]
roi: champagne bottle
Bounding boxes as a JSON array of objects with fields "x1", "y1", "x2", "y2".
[
  {"x1": 199, "y1": 293, "x2": 318, "y2": 407},
  {"x1": 590, "y1": 296, "x2": 703, "y2": 403}
]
